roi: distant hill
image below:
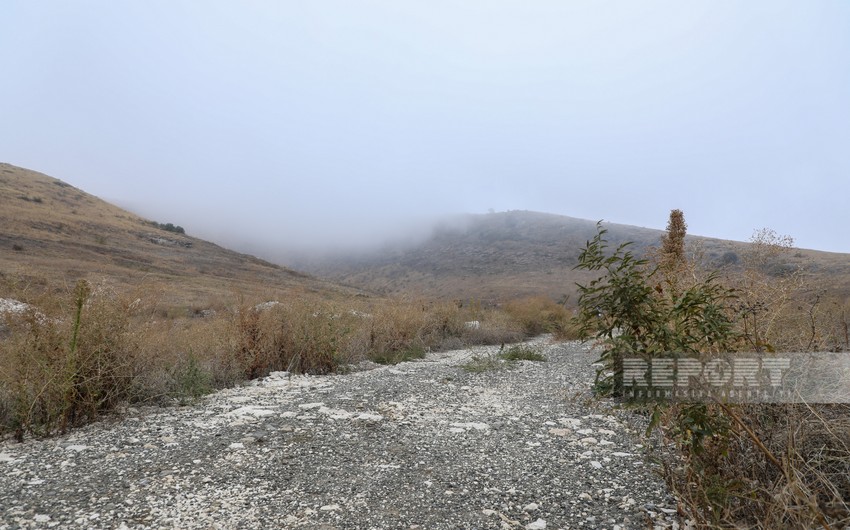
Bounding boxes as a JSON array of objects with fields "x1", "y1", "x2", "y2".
[
  {"x1": 292, "y1": 210, "x2": 850, "y2": 304},
  {"x1": 0, "y1": 163, "x2": 365, "y2": 309}
]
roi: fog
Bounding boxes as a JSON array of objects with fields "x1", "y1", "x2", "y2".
[{"x1": 2, "y1": 1, "x2": 849, "y2": 256}]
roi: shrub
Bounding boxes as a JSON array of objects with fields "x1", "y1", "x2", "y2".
[
  {"x1": 503, "y1": 296, "x2": 576, "y2": 338},
  {"x1": 0, "y1": 280, "x2": 137, "y2": 439},
  {"x1": 575, "y1": 219, "x2": 850, "y2": 528},
  {"x1": 498, "y1": 344, "x2": 546, "y2": 362}
]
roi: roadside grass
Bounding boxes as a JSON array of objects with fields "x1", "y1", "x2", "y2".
[
  {"x1": 461, "y1": 343, "x2": 547, "y2": 373},
  {"x1": 0, "y1": 277, "x2": 562, "y2": 439}
]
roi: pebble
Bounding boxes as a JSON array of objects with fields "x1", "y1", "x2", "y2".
[{"x1": 0, "y1": 339, "x2": 680, "y2": 529}]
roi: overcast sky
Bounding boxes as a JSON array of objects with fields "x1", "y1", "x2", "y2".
[{"x1": 2, "y1": 1, "x2": 849, "y2": 255}]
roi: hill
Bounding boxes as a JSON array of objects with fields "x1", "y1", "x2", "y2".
[
  {"x1": 0, "y1": 163, "x2": 364, "y2": 309},
  {"x1": 291, "y1": 210, "x2": 850, "y2": 304}
]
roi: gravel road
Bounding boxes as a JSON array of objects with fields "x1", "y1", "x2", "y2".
[{"x1": 1, "y1": 338, "x2": 684, "y2": 529}]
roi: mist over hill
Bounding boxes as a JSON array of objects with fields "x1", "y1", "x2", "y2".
[
  {"x1": 287, "y1": 210, "x2": 850, "y2": 304},
  {"x1": 0, "y1": 163, "x2": 364, "y2": 308}
]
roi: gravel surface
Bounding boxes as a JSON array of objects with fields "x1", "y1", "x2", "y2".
[{"x1": 1, "y1": 338, "x2": 685, "y2": 529}]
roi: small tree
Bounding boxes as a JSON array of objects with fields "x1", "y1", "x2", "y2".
[{"x1": 574, "y1": 222, "x2": 738, "y2": 395}]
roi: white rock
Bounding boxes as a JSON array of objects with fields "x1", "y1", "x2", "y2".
[
  {"x1": 449, "y1": 422, "x2": 490, "y2": 431},
  {"x1": 548, "y1": 428, "x2": 571, "y2": 437},
  {"x1": 65, "y1": 445, "x2": 88, "y2": 452},
  {"x1": 559, "y1": 418, "x2": 582, "y2": 428},
  {"x1": 226, "y1": 406, "x2": 275, "y2": 419},
  {"x1": 318, "y1": 407, "x2": 353, "y2": 420},
  {"x1": 590, "y1": 461, "x2": 603, "y2": 469},
  {"x1": 482, "y1": 509, "x2": 497, "y2": 516},
  {"x1": 523, "y1": 502, "x2": 539, "y2": 512},
  {"x1": 33, "y1": 514, "x2": 51, "y2": 523},
  {"x1": 228, "y1": 443, "x2": 245, "y2": 450},
  {"x1": 579, "y1": 437, "x2": 598, "y2": 445},
  {"x1": 355, "y1": 413, "x2": 383, "y2": 421},
  {"x1": 612, "y1": 452, "x2": 633, "y2": 457},
  {"x1": 579, "y1": 492, "x2": 593, "y2": 501},
  {"x1": 526, "y1": 518, "x2": 547, "y2": 529},
  {"x1": 298, "y1": 402, "x2": 325, "y2": 410},
  {"x1": 0, "y1": 452, "x2": 17, "y2": 463},
  {"x1": 319, "y1": 504, "x2": 340, "y2": 511}
]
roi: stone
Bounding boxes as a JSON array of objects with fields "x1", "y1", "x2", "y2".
[
  {"x1": 523, "y1": 502, "x2": 539, "y2": 512},
  {"x1": 526, "y1": 518, "x2": 547, "y2": 529}
]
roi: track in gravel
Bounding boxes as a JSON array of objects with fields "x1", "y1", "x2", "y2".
[{"x1": 0, "y1": 338, "x2": 682, "y2": 529}]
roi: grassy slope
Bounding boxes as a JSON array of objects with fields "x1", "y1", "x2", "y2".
[
  {"x1": 296, "y1": 210, "x2": 850, "y2": 304},
  {"x1": 0, "y1": 163, "x2": 365, "y2": 309}
]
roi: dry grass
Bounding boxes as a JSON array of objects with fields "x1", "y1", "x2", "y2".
[
  {"x1": 0, "y1": 278, "x2": 539, "y2": 439},
  {"x1": 502, "y1": 295, "x2": 582, "y2": 340}
]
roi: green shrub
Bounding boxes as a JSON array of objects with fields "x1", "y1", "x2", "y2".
[
  {"x1": 575, "y1": 220, "x2": 849, "y2": 528},
  {"x1": 498, "y1": 344, "x2": 546, "y2": 362}
]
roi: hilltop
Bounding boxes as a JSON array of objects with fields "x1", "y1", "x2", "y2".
[
  {"x1": 0, "y1": 163, "x2": 364, "y2": 309},
  {"x1": 291, "y1": 210, "x2": 850, "y2": 304}
]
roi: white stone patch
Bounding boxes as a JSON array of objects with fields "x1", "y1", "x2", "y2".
[
  {"x1": 598, "y1": 428, "x2": 616, "y2": 436},
  {"x1": 355, "y1": 413, "x2": 384, "y2": 421},
  {"x1": 298, "y1": 402, "x2": 325, "y2": 410},
  {"x1": 526, "y1": 518, "x2": 547, "y2": 529},
  {"x1": 225, "y1": 406, "x2": 276, "y2": 420},
  {"x1": 612, "y1": 452, "x2": 633, "y2": 457},
  {"x1": 228, "y1": 443, "x2": 245, "y2": 450},
  {"x1": 559, "y1": 417, "x2": 582, "y2": 428},
  {"x1": 579, "y1": 437, "x2": 598, "y2": 445},
  {"x1": 599, "y1": 439, "x2": 615, "y2": 446},
  {"x1": 33, "y1": 514, "x2": 51, "y2": 523},
  {"x1": 449, "y1": 422, "x2": 489, "y2": 431},
  {"x1": 65, "y1": 445, "x2": 88, "y2": 452},
  {"x1": 377, "y1": 464, "x2": 401, "y2": 469},
  {"x1": 319, "y1": 504, "x2": 340, "y2": 511},
  {"x1": 0, "y1": 452, "x2": 17, "y2": 463},
  {"x1": 316, "y1": 406, "x2": 353, "y2": 420},
  {"x1": 590, "y1": 461, "x2": 603, "y2": 469},
  {"x1": 548, "y1": 428, "x2": 572, "y2": 437},
  {"x1": 576, "y1": 428, "x2": 594, "y2": 435}
]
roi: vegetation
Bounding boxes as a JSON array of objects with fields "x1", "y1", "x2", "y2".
[
  {"x1": 149, "y1": 221, "x2": 185, "y2": 234},
  {"x1": 461, "y1": 343, "x2": 546, "y2": 372},
  {"x1": 0, "y1": 278, "x2": 540, "y2": 440},
  {"x1": 575, "y1": 211, "x2": 850, "y2": 529}
]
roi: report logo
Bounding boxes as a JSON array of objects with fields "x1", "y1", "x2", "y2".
[{"x1": 619, "y1": 353, "x2": 850, "y2": 403}]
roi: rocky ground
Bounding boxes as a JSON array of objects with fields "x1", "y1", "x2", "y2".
[{"x1": 0, "y1": 338, "x2": 687, "y2": 529}]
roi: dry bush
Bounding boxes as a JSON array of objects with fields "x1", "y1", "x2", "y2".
[
  {"x1": 0, "y1": 280, "x2": 138, "y2": 439},
  {"x1": 657, "y1": 403, "x2": 850, "y2": 529},
  {"x1": 460, "y1": 308, "x2": 524, "y2": 346},
  {"x1": 503, "y1": 295, "x2": 577, "y2": 338}
]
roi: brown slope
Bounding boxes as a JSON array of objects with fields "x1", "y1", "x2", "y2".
[
  {"x1": 0, "y1": 163, "x2": 365, "y2": 308},
  {"x1": 294, "y1": 210, "x2": 850, "y2": 304}
]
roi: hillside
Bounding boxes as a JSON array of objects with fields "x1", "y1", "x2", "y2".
[
  {"x1": 0, "y1": 163, "x2": 364, "y2": 309},
  {"x1": 292, "y1": 210, "x2": 850, "y2": 304}
]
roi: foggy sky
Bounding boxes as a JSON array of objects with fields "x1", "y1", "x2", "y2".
[{"x1": 2, "y1": 1, "x2": 849, "y2": 255}]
